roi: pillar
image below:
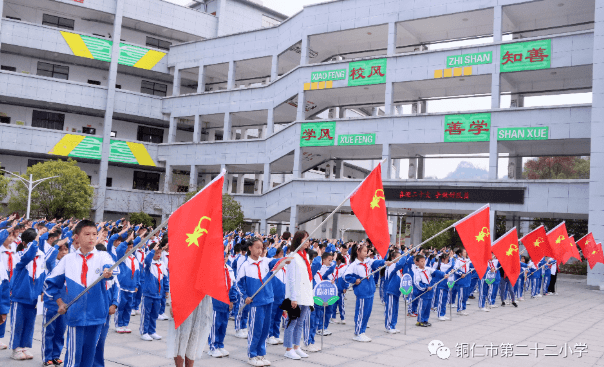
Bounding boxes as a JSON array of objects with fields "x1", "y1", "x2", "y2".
[
  {"x1": 95, "y1": 0, "x2": 124, "y2": 222},
  {"x1": 208, "y1": 128, "x2": 216, "y2": 141},
  {"x1": 221, "y1": 164, "x2": 228, "y2": 192},
  {"x1": 216, "y1": 0, "x2": 228, "y2": 36},
  {"x1": 490, "y1": 208, "x2": 496, "y2": 242},
  {"x1": 289, "y1": 204, "x2": 298, "y2": 232},
  {"x1": 334, "y1": 159, "x2": 343, "y2": 179},
  {"x1": 260, "y1": 218, "x2": 267, "y2": 235},
  {"x1": 254, "y1": 173, "x2": 261, "y2": 194},
  {"x1": 271, "y1": 54, "x2": 279, "y2": 81},
  {"x1": 389, "y1": 215, "x2": 396, "y2": 244},
  {"x1": 226, "y1": 173, "x2": 234, "y2": 193},
  {"x1": 508, "y1": 156, "x2": 523, "y2": 179},
  {"x1": 164, "y1": 163, "x2": 172, "y2": 193},
  {"x1": 223, "y1": 113, "x2": 232, "y2": 141},
  {"x1": 405, "y1": 214, "x2": 413, "y2": 247},
  {"x1": 203, "y1": 173, "x2": 212, "y2": 187},
  {"x1": 382, "y1": 144, "x2": 391, "y2": 180},
  {"x1": 412, "y1": 213, "x2": 423, "y2": 246},
  {"x1": 394, "y1": 159, "x2": 401, "y2": 179},
  {"x1": 240, "y1": 128, "x2": 247, "y2": 140},
  {"x1": 296, "y1": 88, "x2": 306, "y2": 121},
  {"x1": 267, "y1": 108, "x2": 274, "y2": 136},
  {"x1": 300, "y1": 35, "x2": 309, "y2": 66},
  {"x1": 277, "y1": 223, "x2": 283, "y2": 236},
  {"x1": 328, "y1": 108, "x2": 336, "y2": 119},
  {"x1": 197, "y1": 64, "x2": 206, "y2": 93},
  {"x1": 338, "y1": 108, "x2": 346, "y2": 118},
  {"x1": 491, "y1": 7, "x2": 501, "y2": 110},
  {"x1": 488, "y1": 128, "x2": 498, "y2": 179},
  {"x1": 384, "y1": 81, "x2": 394, "y2": 115},
  {"x1": 387, "y1": 21, "x2": 397, "y2": 56},
  {"x1": 292, "y1": 147, "x2": 302, "y2": 178},
  {"x1": 237, "y1": 174, "x2": 245, "y2": 193},
  {"x1": 417, "y1": 155, "x2": 425, "y2": 179},
  {"x1": 193, "y1": 114, "x2": 201, "y2": 143},
  {"x1": 412, "y1": 101, "x2": 426, "y2": 114},
  {"x1": 263, "y1": 162, "x2": 271, "y2": 193},
  {"x1": 172, "y1": 66, "x2": 181, "y2": 96},
  {"x1": 493, "y1": 5, "x2": 503, "y2": 43},
  {"x1": 189, "y1": 165, "x2": 198, "y2": 192},
  {"x1": 510, "y1": 94, "x2": 525, "y2": 108},
  {"x1": 168, "y1": 115, "x2": 177, "y2": 143},
  {"x1": 227, "y1": 60, "x2": 236, "y2": 90},
  {"x1": 331, "y1": 213, "x2": 339, "y2": 239}
]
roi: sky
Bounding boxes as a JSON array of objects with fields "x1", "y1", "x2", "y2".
[{"x1": 167, "y1": 0, "x2": 325, "y2": 16}]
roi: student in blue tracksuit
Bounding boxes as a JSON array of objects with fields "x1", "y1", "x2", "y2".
[
  {"x1": 302, "y1": 249, "x2": 319, "y2": 350},
  {"x1": 131, "y1": 243, "x2": 146, "y2": 315},
  {"x1": 94, "y1": 253, "x2": 119, "y2": 367},
  {"x1": 452, "y1": 249, "x2": 472, "y2": 316},
  {"x1": 542, "y1": 258, "x2": 555, "y2": 295},
  {"x1": 10, "y1": 228, "x2": 46, "y2": 361},
  {"x1": 478, "y1": 256, "x2": 500, "y2": 311},
  {"x1": 0, "y1": 227, "x2": 16, "y2": 351},
  {"x1": 237, "y1": 238, "x2": 278, "y2": 367},
  {"x1": 139, "y1": 242, "x2": 169, "y2": 341},
  {"x1": 44, "y1": 220, "x2": 117, "y2": 367},
  {"x1": 229, "y1": 243, "x2": 243, "y2": 321},
  {"x1": 332, "y1": 253, "x2": 348, "y2": 324},
  {"x1": 114, "y1": 237, "x2": 141, "y2": 333},
  {"x1": 487, "y1": 256, "x2": 501, "y2": 307},
  {"x1": 266, "y1": 247, "x2": 286, "y2": 345},
  {"x1": 344, "y1": 243, "x2": 388, "y2": 343},
  {"x1": 528, "y1": 258, "x2": 545, "y2": 298},
  {"x1": 234, "y1": 243, "x2": 251, "y2": 339},
  {"x1": 208, "y1": 260, "x2": 236, "y2": 358},
  {"x1": 0, "y1": 245, "x2": 9, "y2": 351},
  {"x1": 313, "y1": 252, "x2": 335, "y2": 336},
  {"x1": 468, "y1": 264, "x2": 480, "y2": 300},
  {"x1": 434, "y1": 253, "x2": 455, "y2": 321},
  {"x1": 42, "y1": 239, "x2": 69, "y2": 366},
  {"x1": 383, "y1": 250, "x2": 408, "y2": 333},
  {"x1": 515, "y1": 257, "x2": 529, "y2": 300},
  {"x1": 412, "y1": 254, "x2": 445, "y2": 327}
]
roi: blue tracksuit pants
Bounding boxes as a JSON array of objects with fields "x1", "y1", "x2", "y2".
[
  {"x1": 303, "y1": 308, "x2": 317, "y2": 345},
  {"x1": 489, "y1": 281, "x2": 500, "y2": 304},
  {"x1": 543, "y1": 274, "x2": 551, "y2": 293},
  {"x1": 333, "y1": 290, "x2": 345, "y2": 320},
  {"x1": 247, "y1": 303, "x2": 271, "y2": 358},
  {"x1": 453, "y1": 285, "x2": 469, "y2": 312},
  {"x1": 132, "y1": 286, "x2": 143, "y2": 311},
  {"x1": 316, "y1": 304, "x2": 333, "y2": 331},
  {"x1": 236, "y1": 298, "x2": 250, "y2": 331},
  {"x1": 42, "y1": 305, "x2": 67, "y2": 361},
  {"x1": 140, "y1": 296, "x2": 161, "y2": 335},
  {"x1": 384, "y1": 293, "x2": 400, "y2": 330},
  {"x1": 354, "y1": 297, "x2": 373, "y2": 335},
  {"x1": 416, "y1": 296, "x2": 431, "y2": 323},
  {"x1": 435, "y1": 288, "x2": 449, "y2": 318},
  {"x1": 469, "y1": 277, "x2": 479, "y2": 295},
  {"x1": 93, "y1": 314, "x2": 112, "y2": 367},
  {"x1": 116, "y1": 290, "x2": 135, "y2": 327},
  {"x1": 65, "y1": 324, "x2": 103, "y2": 367},
  {"x1": 269, "y1": 300, "x2": 283, "y2": 338},
  {"x1": 531, "y1": 277, "x2": 541, "y2": 297},
  {"x1": 478, "y1": 280, "x2": 491, "y2": 309},
  {"x1": 515, "y1": 277, "x2": 525, "y2": 298},
  {"x1": 9, "y1": 302, "x2": 37, "y2": 349},
  {"x1": 209, "y1": 309, "x2": 229, "y2": 351}
]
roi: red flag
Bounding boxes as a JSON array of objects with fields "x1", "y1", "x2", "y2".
[
  {"x1": 350, "y1": 164, "x2": 390, "y2": 258},
  {"x1": 519, "y1": 226, "x2": 551, "y2": 263},
  {"x1": 586, "y1": 243, "x2": 604, "y2": 269},
  {"x1": 546, "y1": 222, "x2": 571, "y2": 263},
  {"x1": 168, "y1": 173, "x2": 229, "y2": 329},
  {"x1": 577, "y1": 233, "x2": 597, "y2": 255},
  {"x1": 560, "y1": 236, "x2": 582, "y2": 264},
  {"x1": 454, "y1": 205, "x2": 491, "y2": 279},
  {"x1": 491, "y1": 228, "x2": 521, "y2": 287}
]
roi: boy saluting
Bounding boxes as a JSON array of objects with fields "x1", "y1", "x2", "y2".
[{"x1": 44, "y1": 220, "x2": 117, "y2": 367}]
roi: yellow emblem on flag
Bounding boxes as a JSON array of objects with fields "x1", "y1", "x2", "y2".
[
  {"x1": 555, "y1": 235, "x2": 565, "y2": 244},
  {"x1": 186, "y1": 216, "x2": 211, "y2": 247},
  {"x1": 370, "y1": 189, "x2": 385, "y2": 209},
  {"x1": 475, "y1": 227, "x2": 490, "y2": 242},
  {"x1": 592, "y1": 250, "x2": 597, "y2": 255},
  {"x1": 506, "y1": 244, "x2": 518, "y2": 256},
  {"x1": 533, "y1": 237, "x2": 543, "y2": 247}
]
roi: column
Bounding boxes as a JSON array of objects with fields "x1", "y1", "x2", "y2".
[
  {"x1": 221, "y1": 164, "x2": 228, "y2": 192},
  {"x1": 412, "y1": 213, "x2": 423, "y2": 246},
  {"x1": 382, "y1": 144, "x2": 391, "y2": 180},
  {"x1": 331, "y1": 213, "x2": 339, "y2": 239},
  {"x1": 197, "y1": 64, "x2": 206, "y2": 93},
  {"x1": 263, "y1": 162, "x2": 271, "y2": 193},
  {"x1": 292, "y1": 147, "x2": 302, "y2": 178},
  {"x1": 193, "y1": 114, "x2": 201, "y2": 143},
  {"x1": 260, "y1": 218, "x2": 267, "y2": 235},
  {"x1": 240, "y1": 128, "x2": 247, "y2": 140},
  {"x1": 227, "y1": 60, "x2": 236, "y2": 90},
  {"x1": 394, "y1": 159, "x2": 401, "y2": 179},
  {"x1": 172, "y1": 66, "x2": 181, "y2": 96},
  {"x1": 334, "y1": 159, "x2": 343, "y2": 179},
  {"x1": 271, "y1": 54, "x2": 279, "y2": 81},
  {"x1": 508, "y1": 156, "x2": 523, "y2": 179},
  {"x1": 384, "y1": 81, "x2": 394, "y2": 115},
  {"x1": 493, "y1": 5, "x2": 503, "y2": 43},
  {"x1": 289, "y1": 204, "x2": 298, "y2": 232},
  {"x1": 189, "y1": 165, "x2": 198, "y2": 191},
  {"x1": 296, "y1": 87, "x2": 306, "y2": 121},
  {"x1": 300, "y1": 35, "x2": 309, "y2": 66},
  {"x1": 164, "y1": 163, "x2": 172, "y2": 193},
  {"x1": 408, "y1": 157, "x2": 418, "y2": 179},
  {"x1": 226, "y1": 173, "x2": 234, "y2": 193},
  {"x1": 510, "y1": 94, "x2": 525, "y2": 108},
  {"x1": 168, "y1": 115, "x2": 177, "y2": 143},
  {"x1": 266, "y1": 108, "x2": 274, "y2": 136},
  {"x1": 277, "y1": 223, "x2": 283, "y2": 236},
  {"x1": 223, "y1": 112, "x2": 232, "y2": 141},
  {"x1": 237, "y1": 174, "x2": 245, "y2": 193},
  {"x1": 215, "y1": 0, "x2": 227, "y2": 36},
  {"x1": 254, "y1": 173, "x2": 261, "y2": 194},
  {"x1": 387, "y1": 21, "x2": 397, "y2": 56},
  {"x1": 328, "y1": 108, "x2": 336, "y2": 119},
  {"x1": 389, "y1": 215, "x2": 396, "y2": 244},
  {"x1": 405, "y1": 214, "x2": 413, "y2": 247},
  {"x1": 338, "y1": 108, "x2": 346, "y2": 118},
  {"x1": 203, "y1": 173, "x2": 212, "y2": 187},
  {"x1": 491, "y1": 7, "x2": 501, "y2": 110},
  {"x1": 490, "y1": 208, "x2": 496, "y2": 242},
  {"x1": 95, "y1": 0, "x2": 124, "y2": 222},
  {"x1": 417, "y1": 155, "x2": 425, "y2": 179},
  {"x1": 488, "y1": 128, "x2": 498, "y2": 179},
  {"x1": 208, "y1": 128, "x2": 216, "y2": 141}
]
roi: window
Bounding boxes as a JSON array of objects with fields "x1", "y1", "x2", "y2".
[
  {"x1": 32, "y1": 110, "x2": 65, "y2": 130},
  {"x1": 115, "y1": 84, "x2": 122, "y2": 89},
  {"x1": 146, "y1": 36, "x2": 171, "y2": 51},
  {"x1": 82, "y1": 127, "x2": 96, "y2": 135},
  {"x1": 177, "y1": 185, "x2": 189, "y2": 193},
  {"x1": 6, "y1": 16, "x2": 21, "y2": 21},
  {"x1": 87, "y1": 79, "x2": 101, "y2": 85},
  {"x1": 0, "y1": 116, "x2": 10, "y2": 124},
  {"x1": 141, "y1": 80, "x2": 167, "y2": 97},
  {"x1": 87, "y1": 176, "x2": 92, "y2": 183},
  {"x1": 1, "y1": 66, "x2": 16, "y2": 72},
  {"x1": 106, "y1": 177, "x2": 113, "y2": 187},
  {"x1": 261, "y1": 15, "x2": 281, "y2": 28},
  {"x1": 133, "y1": 171, "x2": 160, "y2": 191},
  {"x1": 110, "y1": 131, "x2": 117, "y2": 138},
  {"x1": 28, "y1": 159, "x2": 45, "y2": 167},
  {"x1": 42, "y1": 14, "x2": 74, "y2": 30},
  {"x1": 137, "y1": 126, "x2": 163, "y2": 143},
  {"x1": 37, "y1": 62, "x2": 69, "y2": 80},
  {"x1": 92, "y1": 34, "x2": 106, "y2": 38}
]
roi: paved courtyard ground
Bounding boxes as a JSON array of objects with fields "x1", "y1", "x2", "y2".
[{"x1": 1, "y1": 274, "x2": 604, "y2": 367}]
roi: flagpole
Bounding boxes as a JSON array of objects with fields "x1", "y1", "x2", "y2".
[
  {"x1": 246, "y1": 159, "x2": 388, "y2": 301},
  {"x1": 44, "y1": 171, "x2": 226, "y2": 328}
]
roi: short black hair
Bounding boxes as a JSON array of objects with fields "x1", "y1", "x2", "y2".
[
  {"x1": 414, "y1": 254, "x2": 425, "y2": 262},
  {"x1": 21, "y1": 228, "x2": 37, "y2": 245},
  {"x1": 282, "y1": 231, "x2": 291, "y2": 241},
  {"x1": 74, "y1": 220, "x2": 97, "y2": 235},
  {"x1": 321, "y1": 252, "x2": 333, "y2": 261}
]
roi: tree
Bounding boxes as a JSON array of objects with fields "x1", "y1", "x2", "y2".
[
  {"x1": 183, "y1": 189, "x2": 244, "y2": 232},
  {"x1": 8, "y1": 159, "x2": 93, "y2": 219},
  {"x1": 523, "y1": 157, "x2": 590, "y2": 180},
  {"x1": 421, "y1": 218, "x2": 462, "y2": 249},
  {"x1": 0, "y1": 163, "x2": 9, "y2": 201},
  {"x1": 129, "y1": 211, "x2": 155, "y2": 227}
]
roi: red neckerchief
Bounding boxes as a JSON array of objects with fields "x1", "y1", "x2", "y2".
[
  {"x1": 33, "y1": 256, "x2": 38, "y2": 281},
  {"x1": 422, "y1": 269, "x2": 430, "y2": 283},
  {"x1": 317, "y1": 271, "x2": 323, "y2": 281},
  {"x1": 360, "y1": 262, "x2": 369, "y2": 277},
  {"x1": 224, "y1": 266, "x2": 231, "y2": 292},
  {"x1": 489, "y1": 260, "x2": 495, "y2": 270},
  {"x1": 335, "y1": 264, "x2": 345, "y2": 279},
  {"x1": 155, "y1": 263, "x2": 162, "y2": 294},
  {"x1": 460, "y1": 258, "x2": 467, "y2": 272},
  {"x1": 6, "y1": 252, "x2": 13, "y2": 279},
  {"x1": 297, "y1": 250, "x2": 312, "y2": 281},
  {"x1": 79, "y1": 253, "x2": 94, "y2": 287},
  {"x1": 252, "y1": 262, "x2": 263, "y2": 284},
  {"x1": 129, "y1": 256, "x2": 136, "y2": 279}
]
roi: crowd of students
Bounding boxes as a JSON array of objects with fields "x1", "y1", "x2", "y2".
[{"x1": 0, "y1": 213, "x2": 560, "y2": 367}]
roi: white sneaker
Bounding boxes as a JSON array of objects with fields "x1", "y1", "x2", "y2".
[
  {"x1": 438, "y1": 316, "x2": 449, "y2": 321},
  {"x1": 235, "y1": 330, "x2": 248, "y2": 339},
  {"x1": 135, "y1": 310, "x2": 141, "y2": 315},
  {"x1": 360, "y1": 333, "x2": 372, "y2": 342},
  {"x1": 386, "y1": 329, "x2": 397, "y2": 334},
  {"x1": 157, "y1": 314, "x2": 168, "y2": 321},
  {"x1": 0, "y1": 341, "x2": 7, "y2": 350},
  {"x1": 322, "y1": 329, "x2": 332, "y2": 336},
  {"x1": 219, "y1": 348, "x2": 230, "y2": 357},
  {"x1": 306, "y1": 343, "x2": 320, "y2": 352},
  {"x1": 208, "y1": 349, "x2": 223, "y2": 358},
  {"x1": 466, "y1": 301, "x2": 472, "y2": 305},
  {"x1": 490, "y1": 304, "x2": 499, "y2": 308},
  {"x1": 11, "y1": 349, "x2": 27, "y2": 360},
  {"x1": 248, "y1": 357, "x2": 264, "y2": 366},
  {"x1": 457, "y1": 311, "x2": 469, "y2": 316},
  {"x1": 150, "y1": 333, "x2": 162, "y2": 340},
  {"x1": 141, "y1": 334, "x2": 153, "y2": 341},
  {"x1": 519, "y1": 297, "x2": 525, "y2": 301},
  {"x1": 366, "y1": 324, "x2": 370, "y2": 328},
  {"x1": 259, "y1": 356, "x2": 271, "y2": 366},
  {"x1": 394, "y1": 329, "x2": 401, "y2": 333},
  {"x1": 115, "y1": 326, "x2": 125, "y2": 333},
  {"x1": 479, "y1": 308, "x2": 490, "y2": 312},
  {"x1": 294, "y1": 348, "x2": 309, "y2": 358},
  {"x1": 340, "y1": 319, "x2": 346, "y2": 324},
  {"x1": 537, "y1": 294, "x2": 543, "y2": 298},
  {"x1": 266, "y1": 336, "x2": 280, "y2": 345},
  {"x1": 131, "y1": 310, "x2": 137, "y2": 316},
  {"x1": 22, "y1": 348, "x2": 34, "y2": 359},
  {"x1": 277, "y1": 337, "x2": 284, "y2": 344},
  {"x1": 123, "y1": 327, "x2": 132, "y2": 333},
  {"x1": 284, "y1": 350, "x2": 301, "y2": 360}
]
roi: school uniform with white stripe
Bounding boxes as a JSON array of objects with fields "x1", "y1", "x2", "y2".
[
  {"x1": 383, "y1": 255, "x2": 408, "y2": 332},
  {"x1": 344, "y1": 258, "x2": 385, "y2": 340},
  {"x1": 139, "y1": 250, "x2": 169, "y2": 339},
  {"x1": 434, "y1": 259, "x2": 455, "y2": 319},
  {"x1": 412, "y1": 265, "x2": 445, "y2": 324},
  {"x1": 41, "y1": 245, "x2": 67, "y2": 364},
  {"x1": 208, "y1": 264, "x2": 236, "y2": 356},
  {"x1": 114, "y1": 241, "x2": 141, "y2": 330},
  {"x1": 94, "y1": 276, "x2": 119, "y2": 366}
]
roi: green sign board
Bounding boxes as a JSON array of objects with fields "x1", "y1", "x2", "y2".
[
  {"x1": 311, "y1": 69, "x2": 346, "y2": 82},
  {"x1": 337, "y1": 134, "x2": 375, "y2": 146},
  {"x1": 348, "y1": 58, "x2": 387, "y2": 86},
  {"x1": 444, "y1": 113, "x2": 491, "y2": 143},
  {"x1": 447, "y1": 51, "x2": 493, "y2": 67},
  {"x1": 300, "y1": 122, "x2": 336, "y2": 147},
  {"x1": 68, "y1": 137, "x2": 139, "y2": 165},
  {"x1": 500, "y1": 39, "x2": 551, "y2": 73},
  {"x1": 498, "y1": 127, "x2": 548, "y2": 141}
]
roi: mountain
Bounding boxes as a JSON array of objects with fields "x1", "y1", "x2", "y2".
[{"x1": 444, "y1": 161, "x2": 489, "y2": 180}]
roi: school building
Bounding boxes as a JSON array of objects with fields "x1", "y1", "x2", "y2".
[{"x1": 0, "y1": 0, "x2": 603, "y2": 285}]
